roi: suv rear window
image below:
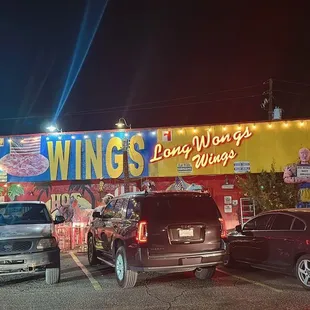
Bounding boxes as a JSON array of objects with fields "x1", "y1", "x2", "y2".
[
  {"x1": 0, "y1": 203, "x2": 52, "y2": 225},
  {"x1": 141, "y1": 195, "x2": 220, "y2": 221}
]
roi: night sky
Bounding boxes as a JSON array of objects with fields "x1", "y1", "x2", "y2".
[{"x1": 1, "y1": 0, "x2": 310, "y2": 135}]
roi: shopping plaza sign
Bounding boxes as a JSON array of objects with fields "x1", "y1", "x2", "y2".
[{"x1": 0, "y1": 119, "x2": 309, "y2": 181}]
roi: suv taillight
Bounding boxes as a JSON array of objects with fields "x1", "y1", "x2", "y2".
[
  {"x1": 219, "y1": 218, "x2": 227, "y2": 239},
  {"x1": 136, "y1": 221, "x2": 148, "y2": 244}
]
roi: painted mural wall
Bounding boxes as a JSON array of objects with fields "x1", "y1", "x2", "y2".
[{"x1": 0, "y1": 175, "x2": 242, "y2": 231}]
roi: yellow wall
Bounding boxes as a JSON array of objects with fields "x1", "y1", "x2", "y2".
[{"x1": 149, "y1": 120, "x2": 310, "y2": 176}]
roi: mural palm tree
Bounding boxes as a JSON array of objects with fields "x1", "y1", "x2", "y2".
[
  {"x1": 33, "y1": 182, "x2": 52, "y2": 201},
  {"x1": 0, "y1": 187, "x2": 4, "y2": 196},
  {"x1": 8, "y1": 184, "x2": 24, "y2": 201},
  {"x1": 69, "y1": 181, "x2": 96, "y2": 209}
]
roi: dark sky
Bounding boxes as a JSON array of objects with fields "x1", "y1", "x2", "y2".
[{"x1": 1, "y1": 0, "x2": 310, "y2": 135}]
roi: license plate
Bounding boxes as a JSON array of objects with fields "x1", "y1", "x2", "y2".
[
  {"x1": 179, "y1": 228, "x2": 194, "y2": 237},
  {"x1": 181, "y1": 258, "x2": 201, "y2": 265}
]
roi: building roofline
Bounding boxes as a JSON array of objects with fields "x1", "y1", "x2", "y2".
[{"x1": 1, "y1": 118, "x2": 309, "y2": 138}]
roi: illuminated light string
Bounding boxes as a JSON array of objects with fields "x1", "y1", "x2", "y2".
[
  {"x1": 53, "y1": 0, "x2": 110, "y2": 123},
  {"x1": 41, "y1": 131, "x2": 150, "y2": 140},
  {"x1": 6, "y1": 121, "x2": 307, "y2": 145},
  {"x1": 172, "y1": 120, "x2": 306, "y2": 134}
]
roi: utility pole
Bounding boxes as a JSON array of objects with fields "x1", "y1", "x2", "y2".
[
  {"x1": 268, "y1": 78, "x2": 273, "y2": 121},
  {"x1": 122, "y1": 138, "x2": 130, "y2": 193}
]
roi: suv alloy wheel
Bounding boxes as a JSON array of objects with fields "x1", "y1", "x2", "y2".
[{"x1": 115, "y1": 246, "x2": 138, "y2": 288}]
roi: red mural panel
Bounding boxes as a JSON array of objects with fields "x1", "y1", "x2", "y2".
[{"x1": 0, "y1": 175, "x2": 244, "y2": 251}]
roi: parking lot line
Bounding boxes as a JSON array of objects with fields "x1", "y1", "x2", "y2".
[
  {"x1": 70, "y1": 252, "x2": 103, "y2": 291},
  {"x1": 216, "y1": 268, "x2": 283, "y2": 293}
]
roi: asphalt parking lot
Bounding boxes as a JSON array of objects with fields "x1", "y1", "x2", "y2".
[{"x1": 1, "y1": 253, "x2": 310, "y2": 310}]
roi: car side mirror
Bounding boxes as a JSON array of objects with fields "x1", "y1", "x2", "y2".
[
  {"x1": 54, "y1": 215, "x2": 65, "y2": 225},
  {"x1": 235, "y1": 224, "x2": 242, "y2": 233},
  {"x1": 92, "y1": 211, "x2": 101, "y2": 219}
]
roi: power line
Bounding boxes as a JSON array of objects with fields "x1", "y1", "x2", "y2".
[
  {"x1": 65, "y1": 94, "x2": 262, "y2": 116},
  {"x1": 0, "y1": 94, "x2": 262, "y2": 121},
  {"x1": 273, "y1": 79, "x2": 310, "y2": 87},
  {"x1": 64, "y1": 83, "x2": 263, "y2": 116},
  {"x1": 273, "y1": 89, "x2": 306, "y2": 95}
]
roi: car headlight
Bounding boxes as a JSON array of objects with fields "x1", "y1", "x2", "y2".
[{"x1": 37, "y1": 237, "x2": 57, "y2": 250}]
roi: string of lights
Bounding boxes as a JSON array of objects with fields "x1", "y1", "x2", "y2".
[{"x1": 5, "y1": 119, "x2": 308, "y2": 143}]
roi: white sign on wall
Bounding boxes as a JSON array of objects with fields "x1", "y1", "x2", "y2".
[
  {"x1": 297, "y1": 165, "x2": 310, "y2": 178},
  {"x1": 224, "y1": 196, "x2": 232, "y2": 204},
  {"x1": 224, "y1": 205, "x2": 232, "y2": 213}
]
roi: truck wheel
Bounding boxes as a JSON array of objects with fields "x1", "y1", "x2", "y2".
[
  {"x1": 296, "y1": 254, "x2": 310, "y2": 290},
  {"x1": 223, "y1": 254, "x2": 235, "y2": 268},
  {"x1": 195, "y1": 266, "x2": 216, "y2": 280},
  {"x1": 88, "y1": 236, "x2": 99, "y2": 266},
  {"x1": 46, "y1": 267, "x2": 60, "y2": 284},
  {"x1": 115, "y1": 246, "x2": 138, "y2": 288}
]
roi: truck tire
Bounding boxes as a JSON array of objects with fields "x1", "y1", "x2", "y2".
[
  {"x1": 46, "y1": 267, "x2": 60, "y2": 284},
  {"x1": 88, "y1": 235, "x2": 99, "y2": 266},
  {"x1": 115, "y1": 246, "x2": 138, "y2": 288},
  {"x1": 195, "y1": 266, "x2": 216, "y2": 280}
]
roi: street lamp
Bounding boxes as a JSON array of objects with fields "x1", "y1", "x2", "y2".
[
  {"x1": 46, "y1": 124, "x2": 62, "y2": 133},
  {"x1": 115, "y1": 118, "x2": 131, "y2": 129},
  {"x1": 115, "y1": 118, "x2": 131, "y2": 193}
]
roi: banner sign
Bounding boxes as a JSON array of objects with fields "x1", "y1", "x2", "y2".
[
  {"x1": 0, "y1": 120, "x2": 309, "y2": 181},
  {"x1": 0, "y1": 130, "x2": 157, "y2": 182},
  {"x1": 148, "y1": 120, "x2": 310, "y2": 177}
]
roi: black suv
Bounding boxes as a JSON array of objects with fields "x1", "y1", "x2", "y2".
[{"x1": 87, "y1": 191, "x2": 226, "y2": 288}]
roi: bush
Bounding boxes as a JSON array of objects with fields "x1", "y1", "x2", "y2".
[{"x1": 236, "y1": 163, "x2": 298, "y2": 213}]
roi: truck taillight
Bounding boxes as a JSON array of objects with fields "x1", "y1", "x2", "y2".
[
  {"x1": 136, "y1": 221, "x2": 148, "y2": 244},
  {"x1": 219, "y1": 218, "x2": 227, "y2": 239}
]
